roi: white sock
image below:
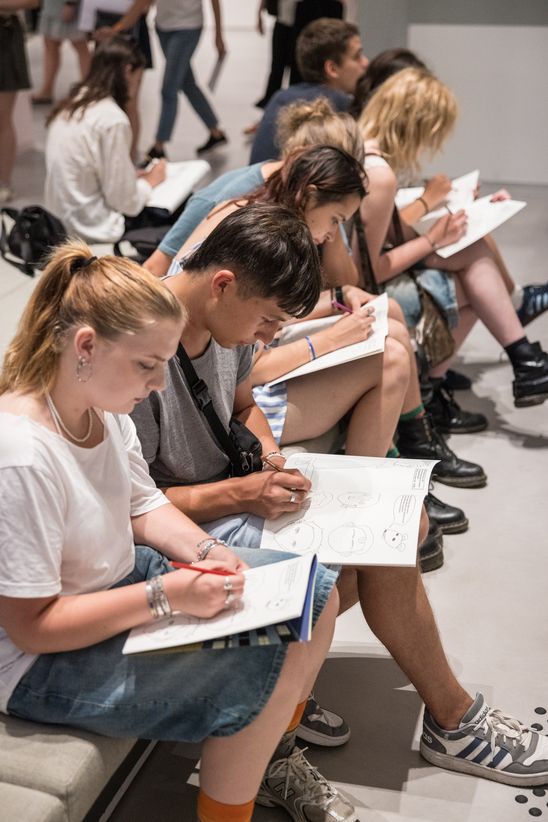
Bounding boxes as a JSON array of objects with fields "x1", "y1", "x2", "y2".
[{"x1": 510, "y1": 284, "x2": 524, "y2": 310}]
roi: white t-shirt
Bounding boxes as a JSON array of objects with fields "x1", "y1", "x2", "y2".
[
  {"x1": 45, "y1": 97, "x2": 152, "y2": 243},
  {"x1": 156, "y1": 0, "x2": 203, "y2": 31},
  {"x1": 0, "y1": 412, "x2": 168, "y2": 713}
]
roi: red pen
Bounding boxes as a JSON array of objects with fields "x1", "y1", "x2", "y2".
[
  {"x1": 171, "y1": 561, "x2": 237, "y2": 577},
  {"x1": 333, "y1": 300, "x2": 353, "y2": 314}
]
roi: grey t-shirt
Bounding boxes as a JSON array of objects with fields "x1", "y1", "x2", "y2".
[{"x1": 131, "y1": 340, "x2": 253, "y2": 487}]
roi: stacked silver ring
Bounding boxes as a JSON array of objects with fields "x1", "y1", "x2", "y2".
[
  {"x1": 289, "y1": 492, "x2": 297, "y2": 504},
  {"x1": 224, "y1": 577, "x2": 234, "y2": 607}
]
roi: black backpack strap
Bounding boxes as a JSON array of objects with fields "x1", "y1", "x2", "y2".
[
  {"x1": 0, "y1": 208, "x2": 35, "y2": 277},
  {"x1": 352, "y1": 212, "x2": 379, "y2": 295},
  {"x1": 175, "y1": 343, "x2": 242, "y2": 465}
]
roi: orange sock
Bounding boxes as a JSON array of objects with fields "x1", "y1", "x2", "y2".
[
  {"x1": 197, "y1": 791, "x2": 254, "y2": 822},
  {"x1": 287, "y1": 699, "x2": 307, "y2": 733}
]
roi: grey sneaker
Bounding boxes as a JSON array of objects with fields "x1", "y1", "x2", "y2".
[
  {"x1": 297, "y1": 694, "x2": 351, "y2": 747},
  {"x1": 256, "y1": 746, "x2": 358, "y2": 821},
  {"x1": 421, "y1": 692, "x2": 548, "y2": 786}
]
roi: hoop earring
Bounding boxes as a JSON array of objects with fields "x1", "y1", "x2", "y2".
[{"x1": 76, "y1": 356, "x2": 93, "y2": 383}]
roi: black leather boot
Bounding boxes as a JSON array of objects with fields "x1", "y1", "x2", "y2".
[
  {"x1": 419, "y1": 520, "x2": 444, "y2": 573},
  {"x1": 426, "y1": 378, "x2": 488, "y2": 434},
  {"x1": 511, "y1": 341, "x2": 548, "y2": 407},
  {"x1": 425, "y1": 491, "x2": 468, "y2": 534},
  {"x1": 397, "y1": 414, "x2": 487, "y2": 488}
]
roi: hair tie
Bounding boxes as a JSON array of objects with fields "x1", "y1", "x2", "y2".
[{"x1": 70, "y1": 255, "x2": 98, "y2": 275}]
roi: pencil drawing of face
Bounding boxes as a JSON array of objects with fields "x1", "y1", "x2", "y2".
[
  {"x1": 274, "y1": 519, "x2": 322, "y2": 553},
  {"x1": 337, "y1": 491, "x2": 380, "y2": 509},
  {"x1": 328, "y1": 522, "x2": 373, "y2": 556},
  {"x1": 383, "y1": 526, "x2": 407, "y2": 551}
]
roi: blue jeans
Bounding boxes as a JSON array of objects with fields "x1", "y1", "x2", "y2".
[
  {"x1": 156, "y1": 26, "x2": 218, "y2": 142},
  {"x1": 7, "y1": 545, "x2": 337, "y2": 741}
]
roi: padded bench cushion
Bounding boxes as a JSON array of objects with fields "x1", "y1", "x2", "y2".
[
  {"x1": 0, "y1": 782, "x2": 67, "y2": 822},
  {"x1": 0, "y1": 715, "x2": 135, "y2": 822}
]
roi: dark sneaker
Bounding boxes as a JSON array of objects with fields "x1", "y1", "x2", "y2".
[
  {"x1": 443, "y1": 369, "x2": 472, "y2": 391},
  {"x1": 517, "y1": 284, "x2": 548, "y2": 327},
  {"x1": 425, "y1": 490, "x2": 468, "y2": 534},
  {"x1": 397, "y1": 414, "x2": 487, "y2": 488},
  {"x1": 419, "y1": 521, "x2": 444, "y2": 573},
  {"x1": 297, "y1": 694, "x2": 351, "y2": 747},
  {"x1": 256, "y1": 746, "x2": 359, "y2": 821},
  {"x1": 196, "y1": 131, "x2": 228, "y2": 154},
  {"x1": 139, "y1": 145, "x2": 167, "y2": 168},
  {"x1": 426, "y1": 379, "x2": 488, "y2": 434},
  {"x1": 421, "y1": 692, "x2": 548, "y2": 786},
  {"x1": 512, "y1": 341, "x2": 548, "y2": 407}
]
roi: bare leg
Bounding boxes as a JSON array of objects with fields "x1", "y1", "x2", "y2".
[
  {"x1": 0, "y1": 92, "x2": 17, "y2": 187},
  {"x1": 71, "y1": 39, "x2": 91, "y2": 81},
  {"x1": 386, "y1": 312, "x2": 424, "y2": 413},
  {"x1": 34, "y1": 37, "x2": 61, "y2": 99},
  {"x1": 199, "y1": 587, "x2": 339, "y2": 803},
  {"x1": 125, "y1": 67, "x2": 144, "y2": 162},
  {"x1": 281, "y1": 336, "x2": 410, "y2": 457},
  {"x1": 427, "y1": 238, "x2": 525, "y2": 347},
  {"x1": 484, "y1": 233, "x2": 514, "y2": 294},
  {"x1": 354, "y1": 561, "x2": 472, "y2": 729}
]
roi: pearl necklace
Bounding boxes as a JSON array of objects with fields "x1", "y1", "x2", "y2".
[{"x1": 45, "y1": 392, "x2": 94, "y2": 444}]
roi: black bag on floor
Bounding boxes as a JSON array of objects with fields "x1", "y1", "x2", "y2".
[
  {"x1": 0, "y1": 206, "x2": 67, "y2": 277},
  {"x1": 113, "y1": 223, "x2": 171, "y2": 263}
]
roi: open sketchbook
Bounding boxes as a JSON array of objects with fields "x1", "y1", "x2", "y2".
[
  {"x1": 123, "y1": 554, "x2": 317, "y2": 655},
  {"x1": 260, "y1": 452, "x2": 436, "y2": 567},
  {"x1": 395, "y1": 171, "x2": 526, "y2": 258},
  {"x1": 267, "y1": 292, "x2": 388, "y2": 387},
  {"x1": 395, "y1": 170, "x2": 480, "y2": 213},
  {"x1": 146, "y1": 160, "x2": 211, "y2": 213}
]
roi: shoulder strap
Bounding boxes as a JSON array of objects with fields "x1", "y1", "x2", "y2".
[
  {"x1": 175, "y1": 343, "x2": 242, "y2": 464},
  {"x1": 351, "y1": 212, "x2": 379, "y2": 295},
  {"x1": 390, "y1": 206, "x2": 418, "y2": 284}
]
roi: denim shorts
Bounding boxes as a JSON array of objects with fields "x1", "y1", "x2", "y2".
[
  {"x1": 7, "y1": 545, "x2": 337, "y2": 742},
  {"x1": 385, "y1": 268, "x2": 459, "y2": 330}
]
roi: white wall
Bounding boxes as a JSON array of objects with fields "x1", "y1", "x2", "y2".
[{"x1": 409, "y1": 24, "x2": 548, "y2": 185}]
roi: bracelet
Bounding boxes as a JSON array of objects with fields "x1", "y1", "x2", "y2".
[
  {"x1": 145, "y1": 575, "x2": 173, "y2": 620},
  {"x1": 425, "y1": 233, "x2": 438, "y2": 251},
  {"x1": 194, "y1": 537, "x2": 228, "y2": 563},
  {"x1": 305, "y1": 335, "x2": 317, "y2": 361},
  {"x1": 263, "y1": 450, "x2": 285, "y2": 462},
  {"x1": 417, "y1": 195, "x2": 429, "y2": 215}
]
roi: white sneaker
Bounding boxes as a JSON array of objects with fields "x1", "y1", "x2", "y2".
[
  {"x1": 421, "y1": 692, "x2": 548, "y2": 786},
  {"x1": 257, "y1": 746, "x2": 358, "y2": 821}
]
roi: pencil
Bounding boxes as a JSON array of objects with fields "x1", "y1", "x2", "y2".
[
  {"x1": 171, "y1": 562, "x2": 237, "y2": 576},
  {"x1": 333, "y1": 300, "x2": 353, "y2": 314},
  {"x1": 261, "y1": 455, "x2": 284, "y2": 472}
]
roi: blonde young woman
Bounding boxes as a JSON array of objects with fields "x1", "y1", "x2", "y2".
[
  {"x1": 0, "y1": 240, "x2": 343, "y2": 822},
  {"x1": 355, "y1": 67, "x2": 548, "y2": 411}
]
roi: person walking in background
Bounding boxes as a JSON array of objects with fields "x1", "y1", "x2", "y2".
[
  {"x1": 100, "y1": 0, "x2": 228, "y2": 161},
  {"x1": 31, "y1": 0, "x2": 91, "y2": 104},
  {"x1": 0, "y1": 0, "x2": 38, "y2": 202}
]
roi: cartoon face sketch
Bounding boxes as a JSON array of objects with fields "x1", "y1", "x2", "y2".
[
  {"x1": 383, "y1": 526, "x2": 407, "y2": 551},
  {"x1": 273, "y1": 519, "x2": 322, "y2": 553},
  {"x1": 393, "y1": 494, "x2": 416, "y2": 525},
  {"x1": 328, "y1": 522, "x2": 373, "y2": 556},
  {"x1": 266, "y1": 596, "x2": 290, "y2": 610},
  {"x1": 141, "y1": 613, "x2": 201, "y2": 644},
  {"x1": 337, "y1": 491, "x2": 380, "y2": 509}
]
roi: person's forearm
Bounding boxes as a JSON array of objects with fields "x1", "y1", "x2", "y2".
[
  {"x1": 110, "y1": 0, "x2": 150, "y2": 33},
  {"x1": 143, "y1": 248, "x2": 173, "y2": 277},
  {"x1": 132, "y1": 501, "x2": 210, "y2": 559},
  {"x1": 235, "y1": 402, "x2": 278, "y2": 455},
  {"x1": 163, "y1": 477, "x2": 253, "y2": 522},
  {"x1": 210, "y1": 0, "x2": 223, "y2": 32},
  {"x1": 322, "y1": 236, "x2": 359, "y2": 287},
  {"x1": 371, "y1": 234, "x2": 434, "y2": 284},
  {"x1": 400, "y1": 198, "x2": 430, "y2": 226},
  {"x1": 0, "y1": 0, "x2": 38, "y2": 9}
]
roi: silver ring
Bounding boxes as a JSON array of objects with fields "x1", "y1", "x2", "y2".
[
  {"x1": 224, "y1": 593, "x2": 235, "y2": 607},
  {"x1": 289, "y1": 492, "x2": 298, "y2": 504},
  {"x1": 223, "y1": 578, "x2": 233, "y2": 592}
]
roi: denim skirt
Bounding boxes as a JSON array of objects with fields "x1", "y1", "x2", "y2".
[
  {"x1": 7, "y1": 545, "x2": 336, "y2": 742},
  {"x1": 385, "y1": 268, "x2": 459, "y2": 330}
]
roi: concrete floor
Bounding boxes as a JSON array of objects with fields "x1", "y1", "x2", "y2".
[{"x1": 2, "y1": 14, "x2": 548, "y2": 822}]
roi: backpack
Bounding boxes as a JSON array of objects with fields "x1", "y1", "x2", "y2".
[
  {"x1": 113, "y1": 223, "x2": 171, "y2": 263},
  {"x1": 0, "y1": 206, "x2": 68, "y2": 277}
]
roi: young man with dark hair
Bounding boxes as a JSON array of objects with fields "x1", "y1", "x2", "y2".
[{"x1": 250, "y1": 17, "x2": 368, "y2": 164}]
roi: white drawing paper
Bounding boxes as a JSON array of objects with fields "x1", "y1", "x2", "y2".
[
  {"x1": 428, "y1": 196, "x2": 526, "y2": 258},
  {"x1": 267, "y1": 292, "x2": 389, "y2": 387},
  {"x1": 395, "y1": 170, "x2": 479, "y2": 213},
  {"x1": 145, "y1": 161, "x2": 210, "y2": 213},
  {"x1": 123, "y1": 553, "x2": 316, "y2": 655},
  {"x1": 260, "y1": 452, "x2": 437, "y2": 566}
]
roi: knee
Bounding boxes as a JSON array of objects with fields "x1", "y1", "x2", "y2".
[
  {"x1": 418, "y1": 504, "x2": 429, "y2": 546},
  {"x1": 383, "y1": 336, "x2": 411, "y2": 391},
  {"x1": 387, "y1": 316, "x2": 413, "y2": 352},
  {"x1": 387, "y1": 297, "x2": 406, "y2": 326}
]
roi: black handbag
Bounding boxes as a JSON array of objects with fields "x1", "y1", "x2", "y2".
[
  {"x1": 175, "y1": 343, "x2": 263, "y2": 477},
  {"x1": 0, "y1": 206, "x2": 67, "y2": 277}
]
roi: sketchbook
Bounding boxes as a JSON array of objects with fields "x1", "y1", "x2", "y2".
[
  {"x1": 260, "y1": 452, "x2": 436, "y2": 567},
  {"x1": 122, "y1": 554, "x2": 318, "y2": 655},
  {"x1": 413, "y1": 194, "x2": 526, "y2": 258},
  {"x1": 146, "y1": 161, "x2": 211, "y2": 213},
  {"x1": 267, "y1": 292, "x2": 389, "y2": 387},
  {"x1": 395, "y1": 170, "x2": 480, "y2": 213}
]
